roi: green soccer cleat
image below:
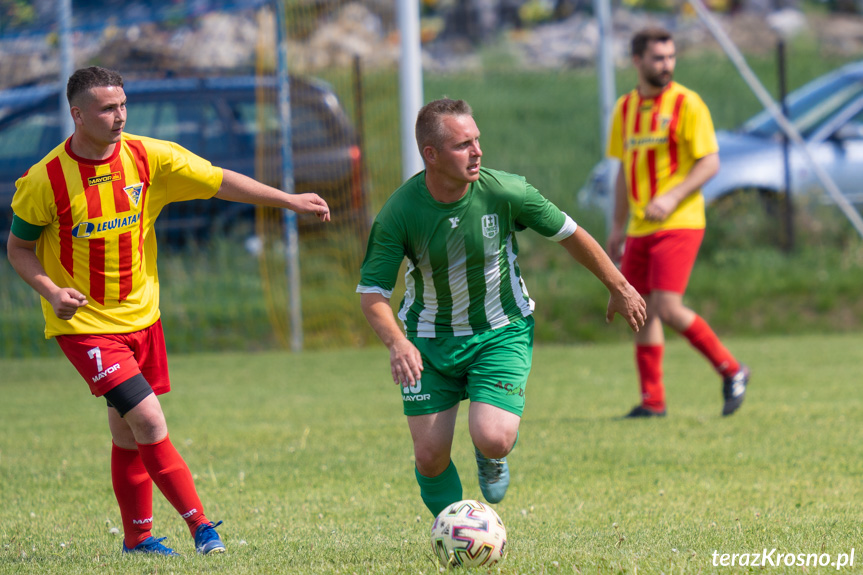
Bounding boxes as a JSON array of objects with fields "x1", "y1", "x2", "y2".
[{"x1": 474, "y1": 446, "x2": 510, "y2": 504}]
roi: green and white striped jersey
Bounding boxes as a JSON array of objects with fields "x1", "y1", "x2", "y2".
[{"x1": 357, "y1": 167, "x2": 577, "y2": 338}]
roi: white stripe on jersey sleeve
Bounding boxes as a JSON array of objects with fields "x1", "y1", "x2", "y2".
[
  {"x1": 547, "y1": 213, "x2": 578, "y2": 242},
  {"x1": 356, "y1": 285, "x2": 394, "y2": 299}
]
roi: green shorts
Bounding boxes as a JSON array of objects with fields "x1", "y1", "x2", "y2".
[{"x1": 402, "y1": 316, "x2": 534, "y2": 417}]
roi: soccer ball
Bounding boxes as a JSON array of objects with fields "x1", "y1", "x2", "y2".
[{"x1": 430, "y1": 499, "x2": 507, "y2": 568}]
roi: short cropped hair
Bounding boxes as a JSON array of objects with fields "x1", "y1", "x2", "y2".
[
  {"x1": 66, "y1": 66, "x2": 124, "y2": 106},
  {"x1": 631, "y1": 27, "x2": 673, "y2": 57},
  {"x1": 415, "y1": 98, "x2": 473, "y2": 156}
]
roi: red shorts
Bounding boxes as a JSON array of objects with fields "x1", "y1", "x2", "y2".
[
  {"x1": 621, "y1": 229, "x2": 704, "y2": 295},
  {"x1": 55, "y1": 319, "x2": 171, "y2": 397}
]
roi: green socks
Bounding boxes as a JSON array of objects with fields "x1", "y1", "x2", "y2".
[{"x1": 416, "y1": 460, "x2": 462, "y2": 517}]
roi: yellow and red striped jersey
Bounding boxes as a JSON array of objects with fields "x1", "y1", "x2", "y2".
[
  {"x1": 607, "y1": 81, "x2": 718, "y2": 237},
  {"x1": 11, "y1": 133, "x2": 223, "y2": 338}
]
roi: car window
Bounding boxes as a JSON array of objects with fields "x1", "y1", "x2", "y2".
[
  {"x1": 231, "y1": 100, "x2": 279, "y2": 152},
  {"x1": 231, "y1": 99, "x2": 337, "y2": 151},
  {"x1": 124, "y1": 98, "x2": 204, "y2": 152},
  {"x1": 292, "y1": 102, "x2": 336, "y2": 149},
  {"x1": 0, "y1": 110, "x2": 58, "y2": 163},
  {"x1": 201, "y1": 102, "x2": 229, "y2": 156},
  {"x1": 834, "y1": 104, "x2": 863, "y2": 139},
  {"x1": 745, "y1": 74, "x2": 863, "y2": 139}
]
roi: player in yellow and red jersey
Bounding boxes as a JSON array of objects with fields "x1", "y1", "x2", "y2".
[
  {"x1": 7, "y1": 67, "x2": 330, "y2": 556},
  {"x1": 605, "y1": 28, "x2": 750, "y2": 418}
]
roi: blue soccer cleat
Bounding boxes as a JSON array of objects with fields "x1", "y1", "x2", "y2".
[
  {"x1": 474, "y1": 446, "x2": 510, "y2": 504},
  {"x1": 194, "y1": 520, "x2": 226, "y2": 555},
  {"x1": 122, "y1": 536, "x2": 180, "y2": 556}
]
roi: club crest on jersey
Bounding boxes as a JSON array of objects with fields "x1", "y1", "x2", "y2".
[
  {"x1": 72, "y1": 222, "x2": 95, "y2": 239},
  {"x1": 87, "y1": 172, "x2": 120, "y2": 187},
  {"x1": 124, "y1": 183, "x2": 143, "y2": 207},
  {"x1": 481, "y1": 214, "x2": 499, "y2": 239}
]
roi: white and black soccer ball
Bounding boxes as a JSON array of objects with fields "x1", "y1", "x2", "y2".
[{"x1": 430, "y1": 499, "x2": 507, "y2": 568}]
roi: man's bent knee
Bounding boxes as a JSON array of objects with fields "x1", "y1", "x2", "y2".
[
  {"x1": 121, "y1": 392, "x2": 168, "y2": 444},
  {"x1": 413, "y1": 444, "x2": 452, "y2": 477},
  {"x1": 469, "y1": 403, "x2": 520, "y2": 458},
  {"x1": 472, "y1": 416, "x2": 519, "y2": 458},
  {"x1": 473, "y1": 433, "x2": 515, "y2": 460},
  {"x1": 104, "y1": 373, "x2": 154, "y2": 417}
]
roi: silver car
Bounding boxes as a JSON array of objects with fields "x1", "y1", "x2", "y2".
[{"x1": 579, "y1": 60, "x2": 863, "y2": 212}]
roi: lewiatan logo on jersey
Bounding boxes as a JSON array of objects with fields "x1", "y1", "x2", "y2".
[{"x1": 71, "y1": 212, "x2": 140, "y2": 239}]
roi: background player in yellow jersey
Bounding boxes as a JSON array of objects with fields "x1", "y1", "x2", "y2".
[
  {"x1": 605, "y1": 28, "x2": 750, "y2": 418},
  {"x1": 6, "y1": 67, "x2": 330, "y2": 555}
]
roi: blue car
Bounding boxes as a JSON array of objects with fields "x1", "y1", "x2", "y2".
[{"x1": 0, "y1": 75, "x2": 366, "y2": 244}]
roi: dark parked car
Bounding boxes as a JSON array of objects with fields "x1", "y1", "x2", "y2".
[{"x1": 0, "y1": 75, "x2": 366, "y2": 244}]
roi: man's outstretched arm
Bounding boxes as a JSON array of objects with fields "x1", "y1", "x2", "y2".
[
  {"x1": 558, "y1": 226, "x2": 646, "y2": 332},
  {"x1": 214, "y1": 169, "x2": 331, "y2": 222}
]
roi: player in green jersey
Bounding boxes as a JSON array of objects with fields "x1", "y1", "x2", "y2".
[{"x1": 357, "y1": 98, "x2": 646, "y2": 516}]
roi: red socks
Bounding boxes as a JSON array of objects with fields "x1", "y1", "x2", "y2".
[
  {"x1": 636, "y1": 344, "x2": 665, "y2": 411},
  {"x1": 136, "y1": 435, "x2": 209, "y2": 536},
  {"x1": 634, "y1": 316, "x2": 739, "y2": 412},
  {"x1": 111, "y1": 443, "x2": 154, "y2": 549},
  {"x1": 681, "y1": 315, "x2": 740, "y2": 377}
]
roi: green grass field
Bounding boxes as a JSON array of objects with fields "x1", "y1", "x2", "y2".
[{"x1": 1, "y1": 333, "x2": 861, "y2": 574}]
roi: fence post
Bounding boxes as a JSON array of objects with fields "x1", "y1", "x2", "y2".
[
  {"x1": 59, "y1": 0, "x2": 74, "y2": 138},
  {"x1": 594, "y1": 0, "x2": 617, "y2": 236},
  {"x1": 274, "y1": 0, "x2": 302, "y2": 352},
  {"x1": 777, "y1": 38, "x2": 795, "y2": 252},
  {"x1": 397, "y1": 0, "x2": 424, "y2": 182}
]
